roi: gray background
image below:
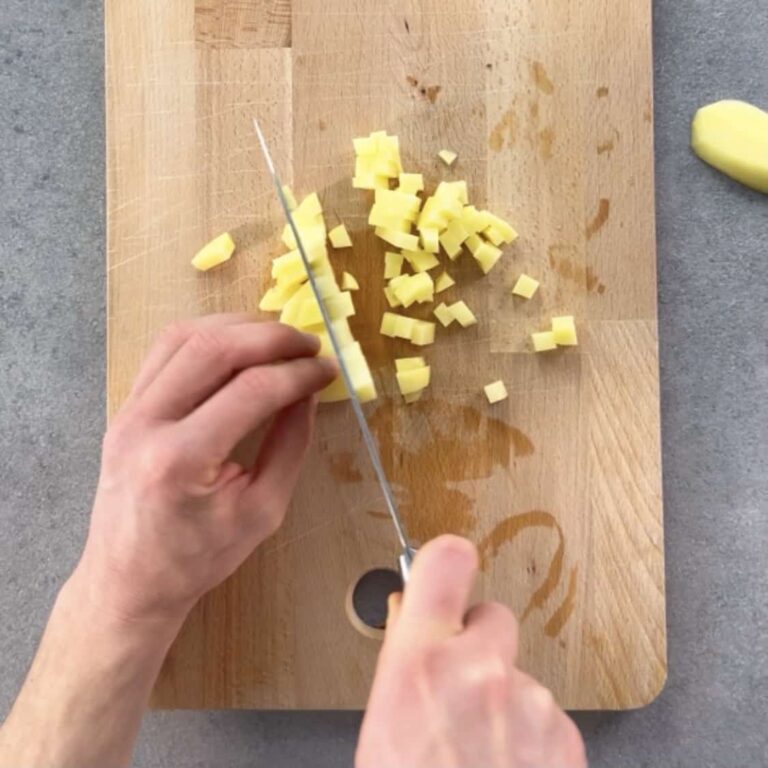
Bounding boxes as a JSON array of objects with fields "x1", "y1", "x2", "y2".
[{"x1": 1, "y1": 0, "x2": 766, "y2": 765}]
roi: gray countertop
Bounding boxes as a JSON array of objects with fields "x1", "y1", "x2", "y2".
[{"x1": 1, "y1": 1, "x2": 766, "y2": 766}]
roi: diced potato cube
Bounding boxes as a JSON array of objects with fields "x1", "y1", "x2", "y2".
[
  {"x1": 192, "y1": 232, "x2": 236, "y2": 272},
  {"x1": 484, "y1": 212, "x2": 518, "y2": 244},
  {"x1": 397, "y1": 366, "x2": 431, "y2": 395},
  {"x1": 279, "y1": 282, "x2": 314, "y2": 326},
  {"x1": 383, "y1": 286, "x2": 402, "y2": 308},
  {"x1": 459, "y1": 205, "x2": 484, "y2": 234},
  {"x1": 392, "y1": 272, "x2": 434, "y2": 307},
  {"x1": 398, "y1": 173, "x2": 425, "y2": 194},
  {"x1": 319, "y1": 341, "x2": 377, "y2": 404},
  {"x1": 404, "y1": 392, "x2": 423, "y2": 404},
  {"x1": 384, "y1": 251, "x2": 405, "y2": 279},
  {"x1": 473, "y1": 242, "x2": 503, "y2": 274},
  {"x1": 484, "y1": 226, "x2": 505, "y2": 247},
  {"x1": 436, "y1": 180, "x2": 468, "y2": 205},
  {"x1": 433, "y1": 302, "x2": 455, "y2": 327},
  {"x1": 341, "y1": 271, "x2": 359, "y2": 291},
  {"x1": 484, "y1": 380, "x2": 508, "y2": 404},
  {"x1": 532, "y1": 331, "x2": 558, "y2": 352},
  {"x1": 419, "y1": 226, "x2": 440, "y2": 254},
  {"x1": 434, "y1": 271, "x2": 455, "y2": 293},
  {"x1": 464, "y1": 234, "x2": 483, "y2": 257},
  {"x1": 353, "y1": 136, "x2": 378, "y2": 156},
  {"x1": 325, "y1": 291, "x2": 356, "y2": 320},
  {"x1": 512, "y1": 274, "x2": 540, "y2": 299},
  {"x1": 438, "y1": 149, "x2": 458, "y2": 166},
  {"x1": 551, "y1": 315, "x2": 578, "y2": 346},
  {"x1": 295, "y1": 192, "x2": 323, "y2": 220},
  {"x1": 380, "y1": 312, "x2": 399, "y2": 337},
  {"x1": 403, "y1": 250, "x2": 440, "y2": 273},
  {"x1": 282, "y1": 186, "x2": 298, "y2": 211},
  {"x1": 311, "y1": 274, "x2": 341, "y2": 299},
  {"x1": 375, "y1": 227, "x2": 420, "y2": 252},
  {"x1": 375, "y1": 188, "x2": 422, "y2": 215},
  {"x1": 394, "y1": 314, "x2": 417, "y2": 340},
  {"x1": 395, "y1": 357, "x2": 426, "y2": 372},
  {"x1": 317, "y1": 319, "x2": 355, "y2": 351},
  {"x1": 259, "y1": 281, "x2": 301, "y2": 312},
  {"x1": 295, "y1": 297, "x2": 324, "y2": 328},
  {"x1": 410, "y1": 321, "x2": 436, "y2": 346},
  {"x1": 440, "y1": 219, "x2": 470, "y2": 260},
  {"x1": 448, "y1": 301, "x2": 477, "y2": 328},
  {"x1": 329, "y1": 224, "x2": 353, "y2": 249},
  {"x1": 353, "y1": 174, "x2": 390, "y2": 190}
]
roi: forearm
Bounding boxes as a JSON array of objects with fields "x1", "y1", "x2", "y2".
[{"x1": 0, "y1": 562, "x2": 184, "y2": 768}]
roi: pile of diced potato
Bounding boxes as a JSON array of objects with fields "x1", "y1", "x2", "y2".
[{"x1": 195, "y1": 128, "x2": 580, "y2": 408}]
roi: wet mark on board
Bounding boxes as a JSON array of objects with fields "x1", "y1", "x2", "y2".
[
  {"x1": 489, "y1": 108, "x2": 517, "y2": 151},
  {"x1": 586, "y1": 199, "x2": 610, "y2": 239},
  {"x1": 531, "y1": 61, "x2": 555, "y2": 95}
]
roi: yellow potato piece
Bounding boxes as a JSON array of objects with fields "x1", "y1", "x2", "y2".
[
  {"x1": 279, "y1": 282, "x2": 315, "y2": 326},
  {"x1": 551, "y1": 315, "x2": 578, "y2": 346},
  {"x1": 464, "y1": 234, "x2": 483, "y2": 257},
  {"x1": 473, "y1": 242, "x2": 503, "y2": 274},
  {"x1": 325, "y1": 291, "x2": 356, "y2": 320},
  {"x1": 438, "y1": 149, "x2": 458, "y2": 166},
  {"x1": 411, "y1": 321, "x2": 436, "y2": 346},
  {"x1": 484, "y1": 380, "x2": 508, "y2": 404},
  {"x1": 435, "y1": 180, "x2": 468, "y2": 205},
  {"x1": 375, "y1": 188, "x2": 422, "y2": 215},
  {"x1": 399, "y1": 173, "x2": 425, "y2": 194},
  {"x1": 403, "y1": 392, "x2": 423, "y2": 404},
  {"x1": 319, "y1": 341, "x2": 377, "y2": 404},
  {"x1": 440, "y1": 219, "x2": 470, "y2": 260},
  {"x1": 691, "y1": 100, "x2": 768, "y2": 193},
  {"x1": 403, "y1": 249, "x2": 440, "y2": 273},
  {"x1": 532, "y1": 331, "x2": 558, "y2": 352},
  {"x1": 419, "y1": 226, "x2": 440, "y2": 254},
  {"x1": 394, "y1": 315, "x2": 417, "y2": 340},
  {"x1": 397, "y1": 366, "x2": 431, "y2": 395},
  {"x1": 329, "y1": 224, "x2": 353, "y2": 249},
  {"x1": 392, "y1": 273, "x2": 434, "y2": 307},
  {"x1": 380, "y1": 312, "x2": 399, "y2": 337},
  {"x1": 282, "y1": 185, "x2": 298, "y2": 211},
  {"x1": 448, "y1": 300, "x2": 477, "y2": 328},
  {"x1": 375, "y1": 227, "x2": 420, "y2": 252},
  {"x1": 433, "y1": 302, "x2": 454, "y2": 327},
  {"x1": 384, "y1": 251, "x2": 404, "y2": 279},
  {"x1": 512, "y1": 274, "x2": 540, "y2": 299},
  {"x1": 353, "y1": 174, "x2": 390, "y2": 190},
  {"x1": 395, "y1": 357, "x2": 426, "y2": 372},
  {"x1": 383, "y1": 285, "x2": 402, "y2": 308},
  {"x1": 341, "y1": 271, "x2": 359, "y2": 291},
  {"x1": 192, "y1": 232, "x2": 236, "y2": 272},
  {"x1": 434, "y1": 271, "x2": 455, "y2": 293},
  {"x1": 258, "y1": 281, "x2": 301, "y2": 312},
  {"x1": 483, "y1": 212, "x2": 518, "y2": 243}
]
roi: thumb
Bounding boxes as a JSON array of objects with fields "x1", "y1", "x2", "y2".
[{"x1": 390, "y1": 535, "x2": 478, "y2": 645}]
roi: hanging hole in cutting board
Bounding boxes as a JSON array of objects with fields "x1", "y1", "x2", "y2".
[{"x1": 346, "y1": 568, "x2": 403, "y2": 640}]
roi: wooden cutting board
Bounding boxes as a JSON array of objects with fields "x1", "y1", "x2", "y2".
[{"x1": 106, "y1": 0, "x2": 666, "y2": 710}]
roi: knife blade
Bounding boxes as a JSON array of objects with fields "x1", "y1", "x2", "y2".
[{"x1": 253, "y1": 119, "x2": 416, "y2": 581}]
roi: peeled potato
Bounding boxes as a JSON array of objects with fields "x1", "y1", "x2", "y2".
[{"x1": 691, "y1": 100, "x2": 768, "y2": 193}]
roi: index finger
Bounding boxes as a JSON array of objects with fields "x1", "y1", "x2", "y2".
[{"x1": 391, "y1": 535, "x2": 478, "y2": 645}]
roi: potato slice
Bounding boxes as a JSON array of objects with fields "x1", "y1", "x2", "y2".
[
  {"x1": 411, "y1": 321, "x2": 436, "y2": 346},
  {"x1": 433, "y1": 302, "x2": 454, "y2": 327},
  {"x1": 434, "y1": 271, "x2": 455, "y2": 293},
  {"x1": 552, "y1": 316, "x2": 578, "y2": 346},
  {"x1": 532, "y1": 331, "x2": 557, "y2": 352},
  {"x1": 192, "y1": 232, "x2": 236, "y2": 272},
  {"x1": 395, "y1": 357, "x2": 427, "y2": 372},
  {"x1": 448, "y1": 301, "x2": 477, "y2": 328},
  {"x1": 397, "y1": 366, "x2": 431, "y2": 395},
  {"x1": 384, "y1": 251, "x2": 405, "y2": 279},
  {"x1": 383, "y1": 286, "x2": 402, "y2": 308},
  {"x1": 403, "y1": 250, "x2": 440, "y2": 273},
  {"x1": 473, "y1": 242, "x2": 503, "y2": 274},
  {"x1": 341, "y1": 271, "x2": 359, "y2": 291},
  {"x1": 398, "y1": 173, "x2": 425, "y2": 194},
  {"x1": 419, "y1": 226, "x2": 440, "y2": 254},
  {"x1": 375, "y1": 227, "x2": 420, "y2": 252},
  {"x1": 438, "y1": 149, "x2": 458, "y2": 166}
]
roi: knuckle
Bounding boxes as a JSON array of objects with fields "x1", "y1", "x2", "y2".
[
  {"x1": 236, "y1": 366, "x2": 277, "y2": 401},
  {"x1": 138, "y1": 435, "x2": 184, "y2": 485},
  {"x1": 158, "y1": 320, "x2": 191, "y2": 348},
  {"x1": 188, "y1": 329, "x2": 229, "y2": 362}
]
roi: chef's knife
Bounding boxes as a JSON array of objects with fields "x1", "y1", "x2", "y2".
[{"x1": 253, "y1": 119, "x2": 416, "y2": 582}]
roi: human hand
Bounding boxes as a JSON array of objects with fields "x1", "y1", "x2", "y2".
[
  {"x1": 357, "y1": 536, "x2": 587, "y2": 768},
  {"x1": 76, "y1": 314, "x2": 337, "y2": 626}
]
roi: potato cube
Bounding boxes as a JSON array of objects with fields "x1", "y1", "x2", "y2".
[
  {"x1": 258, "y1": 281, "x2": 301, "y2": 312},
  {"x1": 375, "y1": 227, "x2": 420, "y2": 252},
  {"x1": 459, "y1": 205, "x2": 484, "y2": 234},
  {"x1": 433, "y1": 302, "x2": 455, "y2": 327},
  {"x1": 282, "y1": 185, "x2": 298, "y2": 211},
  {"x1": 325, "y1": 291, "x2": 356, "y2": 320},
  {"x1": 329, "y1": 224, "x2": 353, "y2": 249},
  {"x1": 375, "y1": 188, "x2": 421, "y2": 215},
  {"x1": 440, "y1": 219, "x2": 470, "y2": 260},
  {"x1": 484, "y1": 212, "x2": 518, "y2": 243},
  {"x1": 484, "y1": 226, "x2": 505, "y2": 247},
  {"x1": 384, "y1": 251, "x2": 405, "y2": 279},
  {"x1": 397, "y1": 366, "x2": 431, "y2": 395},
  {"x1": 434, "y1": 271, "x2": 455, "y2": 293},
  {"x1": 279, "y1": 282, "x2": 314, "y2": 326},
  {"x1": 398, "y1": 173, "x2": 425, "y2": 194},
  {"x1": 353, "y1": 174, "x2": 390, "y2": 190},
  {"x1": 383, "y1": 286, "x2": 402, "y2": 308},
  {"x1": 551, "y1": 316, "x2": 578, "y2": 346},
  {"x1": 404, "y1": 392, "x2": 423, "y2": 404},
  {"x1": 419, "y1": 227, "x2": 440, "y2": 254},
  {"x1": 394, "y1": 315, "x2": 417, "y2": 340},
  {"x1": 464, "y1": 234, "x2": 483, "y2": 257},
  {"x1": 438, "y1": 149, "x2": 458, "y2": 166},
  {"x1": 473, "y1": 242, "x2": 503, "y2": 274},
  {"x1": 512, "y1": 274, "x2": 540, "y2": 299},
  {"x1": 448, "y1": 301, "x2": 477, "y2": 328},
  {"x1": 295, "y1": 297, "x2": 324, "y2": 328},
  {"x1": 484, "y1": 380, "x2": 508, "y2": 404},
  {"x1": 392, "y1": 272, "x2": 434, "y2": 307},
  {"x1": 435, "y1": 180, "x2": 468, "y2": 204},
  {"x1": 532, "y1": 331, "x2": 558, "y2": 352},
  {"x1": 353, "y1": 136, "x2": 378, "y2": 156},
  {"x1": 319, "y1": 341, "x2": 377, "y2": 404},
  {"x1": 395, "y1": 357, "x2": 427, "y2": 372},
  {"x1": 341, "y1": 271, "x2": 359, "y2": 291},
  {"x1": 192, "y1": 232, "x2": 236, "y2": 272},
  {"x1": 403, "y1": 250, "x2": 440, "y2": 273},
  {"x1": 410, "y1": 321, "x2": 436, "y2": 346},
  {"x1": 380, "y1": 312, "x2": 399, "y2": 337}
]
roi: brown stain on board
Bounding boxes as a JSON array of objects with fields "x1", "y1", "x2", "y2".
[
  {"x1": 425, "y1": 85, "x2": 442, "y2": 104},
  {"x1": 336, "y1": 399, "x2": 535, "y2": 543},
  {"x1": 538, "y1": 127, "x2": 555, "y2": 160},
  {"x1": 548, "y1": 245, "x2": 607, "y2": 294},
  {"x1": 489, "y1": 109, "x2": 517, "y2": 152},
  {"x1": 406, "y1": 75, "x2": 418, "y2": 88},
  {"x1": 597, "y1": 86, "x2": 609, "y2": 98},
  {"x1": 531, "y1": 61, "x2": 555, "y2": 95},
  {"x1": 586, "y1": 199, "x2": 610, "y2": 239},
  {"x1": 597, "y1": 139, "x2": 614, "y2": 155},
  {"x1": 329, "y1": 452, "x2": 363, "y2": 483},
  {"x1": 544, "y1": 565, "x2": 579, "y2": 637}
]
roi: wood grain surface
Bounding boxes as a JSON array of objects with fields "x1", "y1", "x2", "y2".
[{"x1": 106, "y1": 0, "x2": 666, "y2": 710}]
